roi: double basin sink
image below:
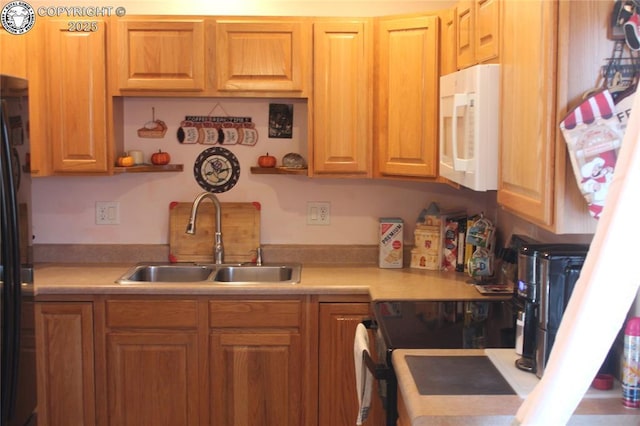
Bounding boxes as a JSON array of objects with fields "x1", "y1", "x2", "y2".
[{"x1": 116, "y1": 262, "x2": 302, "y2": 285}]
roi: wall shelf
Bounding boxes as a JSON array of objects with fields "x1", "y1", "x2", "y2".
[
  {"x1": 250, "y1": 167, "x2": 308, "y2": 175},
  {"x1": 113, "y1": 164, "x2": 184, "y2": 174}
]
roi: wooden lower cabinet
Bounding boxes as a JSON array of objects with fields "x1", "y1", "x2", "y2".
[
  {"x1": 101, "y1": 299, "x2": 201, "y2": 426},
  {"x1": 209, "y1": 298, "x2": 307, "y2": 426},
  {"x1": 210, "y1": 331, "x2": 302, "y2": 425},
  {"x1": 35, "y1": 302, "x2": 96, "y2": 426},
  {"x1": 37, "y1": 295, "x2": 393, "y2": 426},
  {"x1": 318, "y1": 301, "x2": 384, "y2": 426},
  {"x1": 106, "y1": 332, "x2": 200, "y2": 426}
]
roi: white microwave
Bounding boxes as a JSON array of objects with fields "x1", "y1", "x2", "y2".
[{"x1": 439, "y1": 64, "x2": 500, "y2": 191}]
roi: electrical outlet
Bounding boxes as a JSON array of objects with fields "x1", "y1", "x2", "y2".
[
  {"x1": 307, "y1": 202, "x2": 330, "y2": 225},
  {"x1": 96, "y1": 201, "x2": 120, "y2": 225}
]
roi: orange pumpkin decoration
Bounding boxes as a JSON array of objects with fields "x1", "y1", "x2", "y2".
[
  {"x1": 258, "y1": 153, "x2": 276, "y2": 168},
  {"x1": 151, "y1": 149, "x2": 171, "y2": 165},
  {"x1": 116, "y1": 154, "x2": 134, "y2": 167}
]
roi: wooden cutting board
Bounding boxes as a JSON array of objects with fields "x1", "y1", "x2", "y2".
[{"x1": 168, "y1": 201, "x2": 260, "y2": 263}]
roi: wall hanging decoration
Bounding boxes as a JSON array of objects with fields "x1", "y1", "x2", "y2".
[
  {"x1": 560, "y1": 89, "x2": 623, "y2": 220},
  {"x1": 193, "y1": 146, "x2": 240, "y2": 193},
  {"x1": 177, "y1": 103, "x2": 258, "y2": 146},
  {"x1": 268, "y1": 103, "x2": 293, "y2": 138},
  {"x1": 177, "y1": 115, "x2": 258, "y2": 146},
  {"x1": 137, "y1": 107, "x2": 167, "y2": 138}
]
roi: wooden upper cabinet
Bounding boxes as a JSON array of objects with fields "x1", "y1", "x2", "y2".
[
  {"x1": 0, "y1": 29, "x2": 28, "y2": 78},
  {"x1": 376, "y1": 15, "x2": 439, "y2": 179},
  {"x1": 475, "y1": 0, "x2": 500, "y2": 62},
  {"x1": 499, "y1": 0, "x2": 556, "y2": 225},
  {"x1": 44, "y1": 19, "x2": 109, "y2": 173},
  {"x1": 214, "y1": 19, "x2": 310, "y2": 95},
  {"x1": 456, "y1": 1, "x2": 475, "y2": 69},
  {"x1": 113, "y1": 18, "x2": 206, "y2": 91},
  {"x1": 312, "y1": 20, "x2": 372, "y2": 176},
  {"x1": 456, "y1": 0, "x2": 499, "y2": 70},
  {"x1": 439, "y1": 7, "x2": 458, "y2": 76},
  {"x1": 498, "y1": 0, "x2": 602, "y2": 233}
]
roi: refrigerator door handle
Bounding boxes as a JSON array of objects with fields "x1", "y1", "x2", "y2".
[{"x1": 0, "y1": 97, "x2": 22, "y2": 424}]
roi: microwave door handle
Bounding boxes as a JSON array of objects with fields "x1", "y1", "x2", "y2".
[
  {"x1": 439, "y1": 97, "x2": 448, "y2": 165},
  {"x1": 452, "y1": 93, "x2": 471, "y2": 172}
]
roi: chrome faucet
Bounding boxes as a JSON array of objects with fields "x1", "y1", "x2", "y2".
[{"x1": 185, "y1": 192, "x2": 224, "y2": 264}]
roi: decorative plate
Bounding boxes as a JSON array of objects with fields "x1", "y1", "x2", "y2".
[{"x1": 193, "y1": 146, "x2": 240, "y2": 193}]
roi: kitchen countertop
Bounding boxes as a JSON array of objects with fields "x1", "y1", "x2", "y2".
[
  {"x1": 393, "y1": 349, "x2": 639, "y2": 425},
  {"x1": 33, "y1": 263, "x2": 509, "y2": 300}
]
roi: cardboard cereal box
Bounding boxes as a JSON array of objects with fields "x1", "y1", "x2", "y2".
[{"x1": 379, "y1": 218, "x2": 403, "y2": 268}]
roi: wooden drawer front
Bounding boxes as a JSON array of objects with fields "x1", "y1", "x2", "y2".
[
  {"x1": 106, "y1": 300, "x2": 198, "y2": 329},
  {"x1": 209, "y1": 300, "x2": 301, "y2": 328}
]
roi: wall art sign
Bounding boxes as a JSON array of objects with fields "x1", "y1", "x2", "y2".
[
  {"x1": 268, "y1": 103, "x2": 293, "y2": 139},
  {"x1": 177, "y1": 115, "x2": 258, "y2": 146},
  {"x1": 137, "y1": 107, "x2": 167, "y2": 138}
]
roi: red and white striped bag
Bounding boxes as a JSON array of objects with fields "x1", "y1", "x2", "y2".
[{"x1": 560, "y1": 89, "x2": 625, "y2": 219}]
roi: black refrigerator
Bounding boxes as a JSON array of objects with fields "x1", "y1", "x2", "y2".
[{"x1": 0, "y1": 75, "x2": 36, "y2": 426}]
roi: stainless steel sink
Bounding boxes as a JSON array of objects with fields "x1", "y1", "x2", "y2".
[
  {"x1": 213, "y1": 265, "x2": 301, "y2": 284},
  {"x1": 117, "y1": 264, "x2": 215, "y2": 283},
  {"x1": 116, "y1": 263, "x2": 302, "y2": 285}
]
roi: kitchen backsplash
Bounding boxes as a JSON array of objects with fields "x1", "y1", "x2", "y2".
[{"x1": 30, "y1": 97, "x2": 496, "y2": 247}]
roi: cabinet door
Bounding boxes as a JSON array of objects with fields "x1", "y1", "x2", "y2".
[
  {"x1": 0, "y1": 29, "x2": 28, "y2": 78},
  {"x1": 35, "y1": 302, "x2": 95, "y2": 426},
  {"x1": 498, "y1": 0, "x2": 556, "y2": 225},
  {"x1": 45, "y1": 19, "x2": 109, "y2": 173},
  {"x1": 312, "y1": 20, "x2": 372, "y2": 176},
  {"x1": 214, "y1": 19, "x2": 310, "y2": 95},
  {"x1": 318, "y1": 303, "x2": 384, "y2": 426},
  {"x1": 114, "y1": 19, "x2": 206, "y2": 91},
  {"x1": 106, "y1": 332, "x2": 200, "y2": 426},
  {"x1": 210, "y1": 331, "x2": 303, "y2": 426},
  {"x1": 376, "y1": 15, "x2": 439, "y2": 178},
  {"x1": 475, "y1": 0, "x2": 500, "y2": 63},
  {"x1": 439, "y1": 8, "x2": 457, "y2": 76},
  {"x1": 456, "y1": 0, "x2": 475, "y2": 69},
  {"x1": 13, "y1": 300, "x2": 37, "y2": 426}
]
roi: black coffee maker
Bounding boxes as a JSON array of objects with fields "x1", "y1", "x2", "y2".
[{"x1": 514, "y1": 243, "x2": 590, "y2": 375}]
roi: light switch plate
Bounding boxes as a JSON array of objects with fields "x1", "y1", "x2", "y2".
[
  {"x1": 96, "y1": 201, "x2": 120, "y2": 225},
  {"x1": 307, "y1": 202, "x2": 330, "y2": 225}
]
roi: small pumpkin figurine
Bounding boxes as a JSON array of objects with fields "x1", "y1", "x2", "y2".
[
  {"x1": 116, "y1": 153, "x2": 135, "y2": 167},
  {"x1": 151, "y1": 149, "x2": 171, "y2": 165},
  {"x1": 258, "y1": 152, "x2": 277, "y2": 168}
]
